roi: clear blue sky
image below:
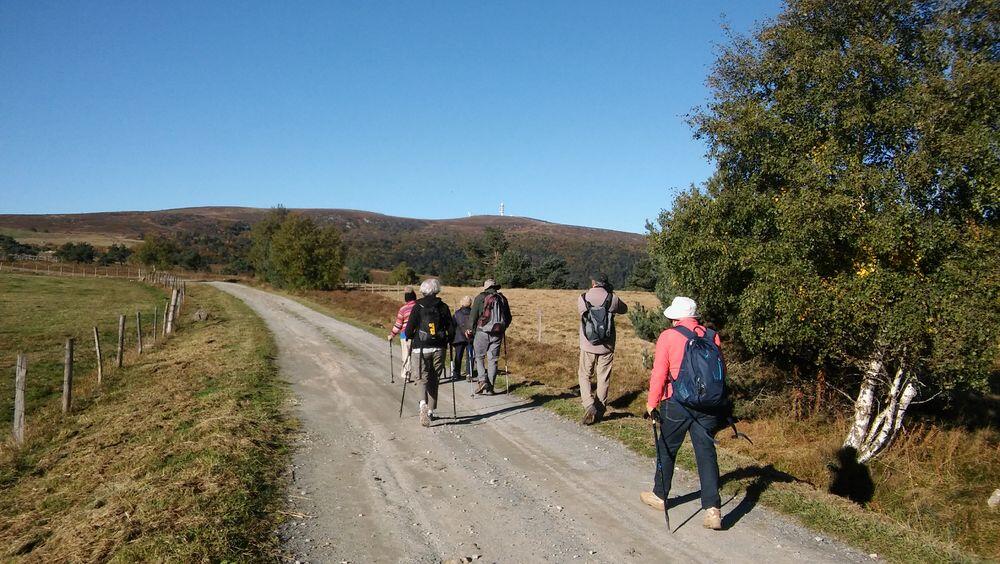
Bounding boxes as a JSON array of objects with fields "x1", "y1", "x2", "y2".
[{"x1": 0, "y1": 1, "x2": 781, "y2": 234}]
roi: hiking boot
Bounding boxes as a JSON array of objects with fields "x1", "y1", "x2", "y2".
[
  {"x1": 474, "y1": 381, "x2": 489, "y2": 395},
  {"x1": 703, "y1": 507, "x2": 722, "y2": 530},
  {"x1": 640, "y1": 491, "x2": 665, "y2": 510},
  {"x1": 581, "y1": 405, "x2": 598, "y2": 426},
  {"x1": 419, "y1": 403, "x2": 430, "y2": 427}
]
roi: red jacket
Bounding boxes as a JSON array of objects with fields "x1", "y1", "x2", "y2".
[
  {"x1": 390, "y1": 301, "x2": 416, "y2": 338},
  {"x1": 646, "y1": 318, "x2": 724, "y2": 411}
]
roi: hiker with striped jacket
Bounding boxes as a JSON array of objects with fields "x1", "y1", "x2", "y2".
[{"x1": 387, "y1": 287, "x2": 417, "y2": 382}]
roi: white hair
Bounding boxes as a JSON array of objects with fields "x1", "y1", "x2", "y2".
[{"x1": 419, "y1": 278, "x2": 441, "y2": 296}]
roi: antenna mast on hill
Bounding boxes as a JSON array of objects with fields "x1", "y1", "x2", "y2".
[{"x1": 499, "y1": 202, "x2": 505, "y2": 216}]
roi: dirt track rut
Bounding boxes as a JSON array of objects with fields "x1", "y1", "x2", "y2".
[{"x1": 211, "y1": 282, "x2": 868, "y2": 564}]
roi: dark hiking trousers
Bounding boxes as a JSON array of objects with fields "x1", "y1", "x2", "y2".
[
  {"x1": 452, "y1": 342, "x2": 472, "y2": 376},
  {"x1": 653, "y1": 398, "x2": 722, "y2": 509}
]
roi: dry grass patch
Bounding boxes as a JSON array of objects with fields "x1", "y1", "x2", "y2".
[{"x1": 0, "y1": 283, "x2": 291, "y2": 561}]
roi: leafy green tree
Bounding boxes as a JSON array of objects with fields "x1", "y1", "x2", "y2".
[
  {"x1": 269, "y1": 215, "x2": 344, "y2": 290},
  {"x1": 55, "y1": 242, "x2": 96, "y2": 263},
  {"x1": 625, "y1": 257, "x2": 657, "y2": 291},
  {"x1": 132, "y1": 236, "x2": 179, "y2": 268},
  {"x1": 651, "y1": 0, "x2": 998, "y2": 461},
  {"x1": 464, "y1": 227, "x2": 510, "y2": 280},
  {"x1": 346, "y1": 257, "x2": 372, "y2": 283},
  {"x1": 0, "y1": 235, "x2": 37, "y2": 258},
  {"x1": 531, "y1": 256, "x2": 573, "y2": 289},
  {"x1": 248, "y1": 206, "x2": 289, "y2": 282},
  {"x1": 495, "y1": 249, "x2": 534, "y2": 288},
  {"x1": 98, "y1": 243, "x2": 132, "y2": 266},
  {"x1": 388, "y1": 262, "x2": 418, "y2": 285}
]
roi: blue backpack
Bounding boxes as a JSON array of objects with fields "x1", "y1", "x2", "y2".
[{"x1": 671, "y1": 325, "x2": 727, "y2": 409}]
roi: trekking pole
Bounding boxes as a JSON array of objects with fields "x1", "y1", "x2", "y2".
[
  {"x1": 398, "y1": 351, "x2": 411, "y2": 418},
  {"x1": 389, "y1": 339, "x2": 394, "y2": 384},
  {"x1": 469, "y1": 341, "x2": 476, "y2": 398},
  {"x1": 649, "y1": 407, "x2": 672, "y2": 533},
  {"x1": 503, "y1": 335, "x2": 510, "y2": 394},
  {"x1": 450, "y1": 344, "x2": 457, "y2": 418}
]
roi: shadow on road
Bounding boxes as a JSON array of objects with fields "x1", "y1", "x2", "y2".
[{"x1": 665, "y1": 464, "x2": 813, "y2": 530}]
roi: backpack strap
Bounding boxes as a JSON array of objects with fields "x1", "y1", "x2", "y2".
[
  {"x1": 581, "y1": 292, "x2": 591, "y2": 308},
  {"x1": 602, "y1": 291, "x2": 613, "y2": 310},
  {"x1": 672, "y1": 324, "x2": 716, "y2": 344},
  {"x1": 671, "y1": 325, "x2": 699, "y2": 341}
]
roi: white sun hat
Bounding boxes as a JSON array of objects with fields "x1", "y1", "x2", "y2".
[{"x1": 663, "y1": 296, "x2": 699, "y2": 320}]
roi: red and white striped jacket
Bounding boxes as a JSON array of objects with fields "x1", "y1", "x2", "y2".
[{"x1": 390, "y1": 301, "x2": 416, "y2": 338}]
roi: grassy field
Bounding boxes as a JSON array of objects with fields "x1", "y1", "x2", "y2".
[
  {"x1": 0, "y1": 273, "x2": 167, "y2": 424},
  {"x1": 0, "y1": 227, "x2": 142, "y2": 248},
  {"x1": 0, "y1": 276, "x2": 291, "y2": 561},
  {"x1": 290, "y1": 284, "x2": 996, "y2": 563}
]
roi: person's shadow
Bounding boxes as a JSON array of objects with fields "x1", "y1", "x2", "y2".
[{"x1": 671, "y1": 464, "x2": 813, "y2": 531}]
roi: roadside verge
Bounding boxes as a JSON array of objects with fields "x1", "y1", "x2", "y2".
[{"x1": 0, "y1": 284, "x2": 292, "y2": 561}]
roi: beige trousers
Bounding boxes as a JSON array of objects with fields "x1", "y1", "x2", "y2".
[
  {"x1": 400, "y1": 338, "x2": 413, "y2": 380},
  {"x1": 578, "y1": 350, "x2": 614, "y2": 409}
]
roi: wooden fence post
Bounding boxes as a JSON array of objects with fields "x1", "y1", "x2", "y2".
[
  {"x1": 93, "y1": 326, "x2": 103, "y2": 385},
  {"x1": 152, "y1": 306, "x2": 158, "y2": 343},
  {"x1": 136, "y1": 311, "x2": 143, "y2": 354},
  {"x1": 62, "y1": 338, "x2": 74, "y2": 414},
  {"x1": 13, "y1": 354, "x2": 26, "y2": 445},
  {"x1": 116, "y1": 314, "x2": 126, "y2": 368},
  {"x1": 166, "y1": 289, "x2": 178, "y2": 334},
  {"x1": 162, "y1": 299, "x2": 169, "y2": 337}
]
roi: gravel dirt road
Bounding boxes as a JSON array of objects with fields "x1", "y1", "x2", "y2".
[{"x1": 211, "y1": 283, "x2": 869, "y2": 564}]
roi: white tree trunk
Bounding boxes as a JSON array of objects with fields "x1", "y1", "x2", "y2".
[
  {"x1": 858, "y1": 364, "x2": 918, "y2": 463},
  {"x1": 844, "y1": 350, "x2": 883, "y2": 450},
  {"x1": 843, "y1": 349, "x2": 919, "y2": 463}
]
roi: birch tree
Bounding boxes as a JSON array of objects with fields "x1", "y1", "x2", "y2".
[{"x1": 649, "y1": 0, "x2": 998, "y2": 460}]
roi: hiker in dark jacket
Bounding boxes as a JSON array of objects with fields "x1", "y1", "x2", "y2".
[
  {"x1": 470, "y1": 279, "x2": 512, "y2": 395},
  {"x1": 451, "y1": 295, "x2": 474, "y2": 380},
  {"x1": 577, "y1": 273, "x2": 627, "y2": 425},
  {"x1": 403, "y1": 278, "x2": 454, "y2": 427}
]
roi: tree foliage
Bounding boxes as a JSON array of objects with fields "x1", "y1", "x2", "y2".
[
  {"x1": 54, "y1": 242, "x2": 96, "y2": 263},
  {"x1": 531, "y1": 256, "x2": 573, "y2": 289},
  {"x1": 651, "y1": 0, "x2": 999, "y2": 419},
  {"x1": 253, "y1": 213, "x2": 343, "y2": 290},
  {"x1": 495, "y1": 249, "x2": 534, "y2": 288},
  {"x1": 346, "y1": 257, "x2": 371, "y2": 283},
  {"x1": 0, "y1": 235, "x2": 37, "y2": 258},
  {"x1": 625, "y1": 257, "x2": 657, "y2": 291},
  {"x1": 98, "y1": 243, "x2": 132, "y2": 265},
  {"x1": 388, "y1": 262, "x2": 418, "y2": 285}
]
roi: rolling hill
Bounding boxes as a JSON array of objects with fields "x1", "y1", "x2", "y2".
[{"x1": 0, "y1": 207, "x2": 648, "y2": 287}]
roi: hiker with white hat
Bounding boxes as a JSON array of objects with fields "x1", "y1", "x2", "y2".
[
  {"x1": 469, "y1": 279, "x2": 512, "y2": 395},
  {"x1": 640, "y1": 296, "x2": 726, "y2": 531}
]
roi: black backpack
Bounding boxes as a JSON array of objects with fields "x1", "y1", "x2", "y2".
[
  {"x1": 671, "y1": 326, "x2": 727, "y2": 409},
  {"x1": 417, "y1": 301, "x2": 450, "y2": 347},
  {"x1": 581, "y1": 292, "x2": 615, "y2": 345}
]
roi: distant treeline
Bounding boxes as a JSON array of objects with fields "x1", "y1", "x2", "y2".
[{"x1": 2, "y1": 212, "x2": 654, "y2": 291}]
